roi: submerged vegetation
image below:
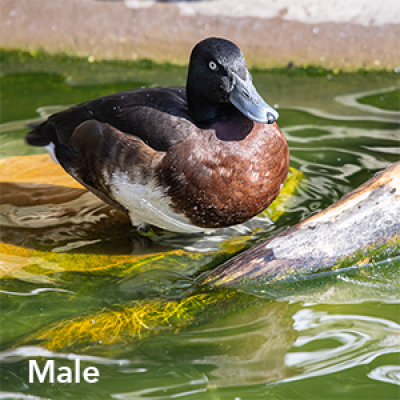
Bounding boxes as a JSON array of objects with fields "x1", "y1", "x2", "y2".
[{"x1": 30, "y1": 292, "x2": 237, "y2": 351}]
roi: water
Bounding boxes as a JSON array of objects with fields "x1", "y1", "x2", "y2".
[{"x1": 0, "y1": 50, "x2": 399, "y2": 399}]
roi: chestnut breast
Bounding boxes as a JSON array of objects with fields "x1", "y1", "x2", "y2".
[{"x1": 157, "y1": 121, "x2": 289, "y2": 228}]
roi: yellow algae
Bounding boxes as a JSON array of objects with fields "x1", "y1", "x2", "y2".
[
  {"x1": 356, "y1": 257, "x2": 371, "y2": 267},
  {"x1": 0, "y1": 243, "x2": 34, "y2": 258},
  {"x1": 33, "y1": 292, "x2": 234, "y2": 350},
  {"x1": 0, "y1": 248, "x2": 164, "y2": 280},
  {"x1": 0, "y1": 244, "x2": 62, "y2": 282},
  {"x1": 0, "y1": 253, "x2": 37, "y2": 279},
  {"x1": 0, "y1": 242, "x2": 220, "y2": 283},
  {"x1": 0, "y1": 241, "x2": 156, "y2": 280},
  {"x1": 261, "y1": 167, "x2": 305, "y2": 221},
  {"x1": 219, "y1": 234, "x2": 254, "y2": 252}
]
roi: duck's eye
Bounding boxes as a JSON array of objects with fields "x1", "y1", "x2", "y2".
[{"x1": 208, "y1": 61, "x2": 219, "y2": 71}]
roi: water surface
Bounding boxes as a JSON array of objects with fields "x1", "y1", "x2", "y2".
[{"x1": 0, "y1": 51, "x2": 399, "y2": 399}]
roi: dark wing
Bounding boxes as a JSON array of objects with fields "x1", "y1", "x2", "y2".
[
  {"x1": 54, "y1": 120, "x2": 163, "y2": 213},
  {"x1": 26, "y1": 86, "x2": 194, "y2": 151}
]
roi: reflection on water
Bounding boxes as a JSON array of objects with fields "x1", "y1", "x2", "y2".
[
  {"x1": 286, "y1": 309, "x2": 400, "y2": 377},
  {"x1": 0, "y1": 179, "x2": 273, "y2": 253},
  {"x1": 368, "y1": 365, "x2": 400, "y2": 386},
  {"x1": 0, "y1": 53, "x2": 400, "y2": 399},
  {"x1": 336, "y1": 86, "x2": 400, "y2": 118}
]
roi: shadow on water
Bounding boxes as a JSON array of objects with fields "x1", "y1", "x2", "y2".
[{"x1": 0, "y1": 51, "x2": 399, "y2": 399}]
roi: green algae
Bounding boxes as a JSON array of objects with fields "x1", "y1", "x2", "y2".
[{"x1": 209, "y1": 236, "x2": 400, "y2": 298}]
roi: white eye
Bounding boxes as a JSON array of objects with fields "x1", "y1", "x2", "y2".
[{"x1": 208, "y1": 61, "x2": 218, "y2": 71}]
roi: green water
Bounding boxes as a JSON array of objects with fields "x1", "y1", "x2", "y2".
[{"x1": 0, "y1": 50, "x2": 400, "y2": 399}]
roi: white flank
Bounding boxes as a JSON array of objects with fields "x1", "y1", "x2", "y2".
[
  {"x1": 108, "y1": 170, "x2": 212, "y2": 233},
  {"x1": 44, "y1": 142, "x2": 59, "y2": 164}
]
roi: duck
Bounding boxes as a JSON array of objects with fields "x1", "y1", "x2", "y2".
[{"x1": 26, "y1": 37, "x2": 289, "y2": 233}]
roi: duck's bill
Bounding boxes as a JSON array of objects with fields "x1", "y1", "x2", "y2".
[{"x1": 229, "y1": 73, "x2": 279, "y2": 124}]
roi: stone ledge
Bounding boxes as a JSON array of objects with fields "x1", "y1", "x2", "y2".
[{"x1": 1, "y1": 0, "x2": 399, "y2": 70}]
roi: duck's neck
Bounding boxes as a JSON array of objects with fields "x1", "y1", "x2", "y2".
[
  {"x1": 187, "y1": 100, "x2": 235, "y2": 124},
  {"x1": 186, "y1": 79, "x2": 238, "y2": 124}
]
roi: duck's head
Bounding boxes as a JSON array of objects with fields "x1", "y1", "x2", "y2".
[{"x1": 186, "y1": 37, "x2": 279, "y2": 124}]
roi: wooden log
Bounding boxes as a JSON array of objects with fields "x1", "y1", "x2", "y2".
[{"x1": 202, "y1": 161, "x2": 400, "y2": 288}]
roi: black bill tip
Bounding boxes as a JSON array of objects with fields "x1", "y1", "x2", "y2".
[{"x1": 267, "y1": 112, "x2": 277, "y2": 124}]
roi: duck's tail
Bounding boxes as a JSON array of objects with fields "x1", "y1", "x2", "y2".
[
  {"x1": 25, "y1": 119, "x2": 76, "y2": 168},
  {"x1": 25, "y1": 120, "x2": 55, "y2": 147}
]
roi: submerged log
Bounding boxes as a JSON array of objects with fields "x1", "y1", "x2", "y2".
[{"x1": 203, "y1": 161, "x2": 400, "y2": 288}]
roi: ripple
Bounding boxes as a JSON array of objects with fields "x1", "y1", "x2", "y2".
[
  {"x1": 0, "y1": 392, "x2": 51, "y2": 400},
  {"x1": 111, "y1": 375, "x2": 208, "y2": 400},
  {"x1": 0, "y1": 288, "x2": 72, "y2": 296},
  {"x1": 285, "y1": 125, "x2": 400, "y2": 144},
  {"x1": 0, "y1": 192, "x2": 109, "y2": 229},
  {"x1": 335, "y1": 85, "x2": 400, "y2": 117},
  {"x1": 0, "y1": 345, "x2": 130, "y2": 365},
  {"x1": 284, "y1": 308, "x2": 400, "y2": 380},
  {"x1": 368, "y1": 365, "x2": 400, "y2": 386}
]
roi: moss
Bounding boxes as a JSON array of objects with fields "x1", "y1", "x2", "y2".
[
  {"x1": 0, "y1": 48, "x2": 181, "y2": 77},
  {"x1": 331, "y1": 236, "x2": 400, "y2": 272},
  {"x1": 251, "y1": 63, "x2": 400, "y2": 76},
  {"x1": 3, "y1": 48, "x2": 399, "y2": 78},
  {"x1": 27, "y1": 290, "x2": 236, "y2": 351},
  {"x1": 230, "y1": 236, "x2": 400, "y2": 291}
]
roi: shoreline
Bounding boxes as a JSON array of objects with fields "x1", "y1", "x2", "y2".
[{"x1": 1, "y1": 0, "x2": 399, "y2": 71}]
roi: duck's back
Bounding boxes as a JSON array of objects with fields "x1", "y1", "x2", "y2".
[{"x1": 26, "y1": 86, "x2": 194, "y2": 152}]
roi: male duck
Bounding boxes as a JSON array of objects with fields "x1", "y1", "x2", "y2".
[{"x1": 26, "y1": 37, "x2": 289, "y2": 233}]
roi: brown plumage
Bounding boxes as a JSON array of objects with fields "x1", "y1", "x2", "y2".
[{"x1": 158, "y1": 120, "x2": 288, "y2": 228}]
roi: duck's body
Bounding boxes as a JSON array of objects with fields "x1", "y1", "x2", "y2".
[{"x1": 26, "y1": 38, "x2": 289, "y2": 233}]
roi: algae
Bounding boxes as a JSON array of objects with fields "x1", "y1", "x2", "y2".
[{"x1": 29, "y1": 291, "x2": 237, "y2": 351}]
